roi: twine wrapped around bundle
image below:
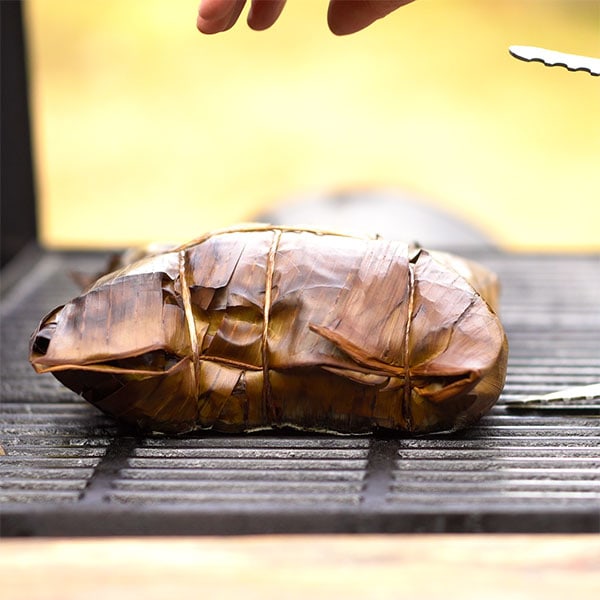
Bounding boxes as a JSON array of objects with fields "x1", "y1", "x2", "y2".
[{"x1": 30, "y1": 225, "x2": 508, "y2": 435}]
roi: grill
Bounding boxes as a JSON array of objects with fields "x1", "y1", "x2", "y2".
[{"x1": 1, "y1": 249, "x2": 599, "y2": 536}]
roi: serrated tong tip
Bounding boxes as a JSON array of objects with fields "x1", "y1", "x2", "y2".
[
  {"x1": 509, "y1": 45, "x2": 600, "y2": 76},
  {"x1": 505, "y1": 383, "x2": 600, "y2": 413}
]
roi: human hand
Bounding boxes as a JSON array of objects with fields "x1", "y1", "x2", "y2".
[{"x1": 197, "y1": 1, "x2": 416, "y2": 36}]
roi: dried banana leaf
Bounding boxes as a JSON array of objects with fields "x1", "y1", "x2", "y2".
[{"x1": 30, "y1": 225, "x2": 508, "y2": 435}]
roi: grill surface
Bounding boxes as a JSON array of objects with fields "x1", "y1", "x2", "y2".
[{"x1": 1, "y1": 250, "x2": 599, "y2": 535}]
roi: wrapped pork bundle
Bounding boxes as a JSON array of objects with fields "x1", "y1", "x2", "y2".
[{"x1": 30, "y1": 225, "x2": 508, "y2": 435}]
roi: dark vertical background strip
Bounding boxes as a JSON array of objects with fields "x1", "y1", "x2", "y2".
[{"x1": 1, "y1": 0, "x2": 38, "y2": 267}]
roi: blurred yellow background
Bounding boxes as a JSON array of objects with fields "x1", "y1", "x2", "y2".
[{"x1": 25, "y1": 0, "x2": 599, "y2": 251}]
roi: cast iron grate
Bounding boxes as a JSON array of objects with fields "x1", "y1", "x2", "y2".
[{"x1": 1, "y1": 250, "x2": 599, "y2": 535}]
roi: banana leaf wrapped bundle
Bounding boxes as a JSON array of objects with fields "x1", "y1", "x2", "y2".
[{"x1": 30, "y1": 225, "x2": 508, "y2": 435}]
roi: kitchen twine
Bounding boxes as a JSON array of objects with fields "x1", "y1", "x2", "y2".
[
  {"x1": 177, "y1": 227, "x2": 415, "y2": 428},
  {"x1": 403, "y1": 256, "x2": 415, "y2": 431},
  {"x1": 261, "y1": 228, "x2": 282, "y2": 420},
  {"x1": 178, "y1": 249, "x2": 200, "y2": 393},
  {"x1": 178, "y1": 228, "x2": 282, "y2": 422}
]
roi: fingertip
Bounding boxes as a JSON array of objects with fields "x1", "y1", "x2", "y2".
[
  {"x1": 196, "y1": 16, "x2": 223, "y2": 34},
  {"x1": 247, "y1": 20, "x2": 270, "y2": 32},
  {"x1": 327, "y1": 1, "x2": 375, "y2": 36},
  {"x1": 328, "y1": 19, "x2": 374, "y2": 36},
  {"x1": 197, "y1": 17, "x2": 234, "y2": 34},
  {"x1": 247, "y1": 0, "x2": 286, "y2": 32},
  {"x1": 327, "y1": 0, "x2": 413, "y2": 36},
  {"x1": 196, "y1": 6, "x2": 226, "y2": 33},
  {"x1": 197, "y1": 0, "x2": 240, "y2": 20},
  {"x1": 196, "y1": 0, "x2": 246, "y2": 34}
]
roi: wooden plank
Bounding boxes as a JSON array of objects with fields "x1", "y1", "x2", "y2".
[{"x1": 1, "y1": 535, "x2": 599, "y2": 600}]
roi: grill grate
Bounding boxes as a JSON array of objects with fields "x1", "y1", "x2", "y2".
[
  {"x1": 110, "y1": 437, "x2": 368, "y2": 506},
  {"x1": 1, "y1": 250, "x2": 599, "y2": 535}
]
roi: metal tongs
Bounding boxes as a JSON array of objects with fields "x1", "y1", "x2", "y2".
[
  {"x1": 505, "y1": 45, "x2": 599, "y2": 413},
  {"x1": 505, "y1": 384, "x2": 600, "y2": 414},
  {"x1": 509, "y1": 45, "x2": 600, "y2": 76}
]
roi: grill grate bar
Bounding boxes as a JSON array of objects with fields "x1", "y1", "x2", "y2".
[
  {"x1": 1, "y1": 457, "x2": 103, "y2": 468},
  {"x1": 391, "y1": 470, "x2": 599, "y2": 482},
  {"x1": 126, "y1": 457, "x2": 370, "y2": 470},
  {"x1": 118, "y1": 468, "x2": 366, "y2": 482},
  {"x1": 385, "y1": 492, "x2": 599, "y2": 504},
  {"x1": 389, "y1": 480, "x2": 600, "y2": 492},
  {"x1": 0, "y1": 446, "x2": 107, "y2": 457},
  {"x1": 140, "y1": 437, "x2": 371, "y2": 449},
  {"x1": 132, "y1": 448, "x2": 369, "y2": 459},
  {"x1": 109, "y1": 491, "x2": 363, "y2": 505},
  {"x1": 113, "y1": 480, "x2": 364, "y2": 492},
  {"x1": 394, "y1": 448, "x2": 599, "y2": 459},
  {"x1": 393, "y1": 458, "x2": 599, "y2": 470},
  {"x1": 0, "y1": 491, "x2": 83, "y2": 503}
]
